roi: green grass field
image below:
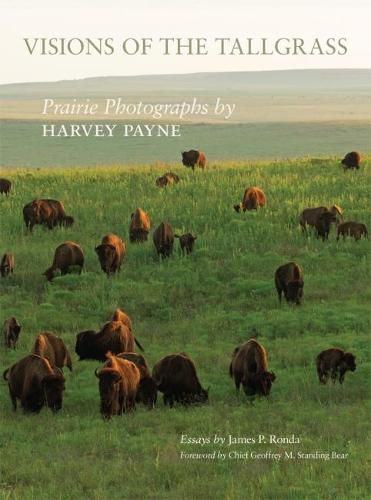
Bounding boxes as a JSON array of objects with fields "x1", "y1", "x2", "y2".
[{"x1": 0, "y1": 159, "x2": 370, "y2": 499}]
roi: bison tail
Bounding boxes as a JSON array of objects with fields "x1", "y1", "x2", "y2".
[
  {"x1": 134, "y1": 337, "x2": 145, "y2": 352},
  {"x1": 3, "y1": 368, "x2": 9, "y2": 381}
]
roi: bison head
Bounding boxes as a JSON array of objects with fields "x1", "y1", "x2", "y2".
[
  {"x1": 43, "y1": 267, "x2": 56, "y2": 282},
  {"x1": 62, "y1": 215, "x2": 74, "y2": 227},
  {"x1": 95, "y1": 244, "x2": 116, "y2": 275},
  {"x1": 244, "y1": 193, "x2": 258, "y2": 211},
  {"x1": 95, "y1": 368, "x2": 122, "y2": 418},
  {"x1": 286, "y1": 280, "x2": 304, "y2": 305},
  {"x1": 245, "y1": 371, "x2": 276, "y2": 397},
  {"x1": 137, "y1": 377, "x2": 158, "y2": 409},
  {"x1": 42, "y1": 373, "x2": 65, "y2": 412},
  {"x1": 233, "y1": 204, "x2": 241, "y2": 213},
  {"x1": 75, "y1": 330, "x2": 97, "y2": 360},
  {"x1": 343, "y1": 353, "x2": 356, "y2": 372}
]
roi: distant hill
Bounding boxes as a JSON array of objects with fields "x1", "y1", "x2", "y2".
[{"x1": 1, "y1": 69, "x2": 370, "y2": 97}]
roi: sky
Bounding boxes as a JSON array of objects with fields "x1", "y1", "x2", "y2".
[{"x1": 0, "y1": 0, "x2": 370, "y2": 84}]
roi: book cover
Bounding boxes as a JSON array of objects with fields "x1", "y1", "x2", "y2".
[{"x1": 1, "y1": 1, "x2": 370, "y2": 499}]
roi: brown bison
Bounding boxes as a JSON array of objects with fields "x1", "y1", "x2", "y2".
[
  {"x1": 117, "y1": 352, "x2": 157, "y2": 409},
  {"x1": 3, "y1": 354, "x2": 65, "y2": 413},
  {"x1": 153, "y1": 222, "x2": 174, "y2": 258},
  {"x1": 32, "y1": 332, "x2": 72, "y2": 371},
  {"x1": 152, "y1": 353, "x2": 209, "y2": 407},
  {"x1": 156, "y1": 172, "x2": 180, "y2": 188},
  {"x1": 315, "y1": 211, "x2": 337, "y2": 241},
  {"x1": 337, "y1": 222, "x2": 368, "y2": 241},
  {"x1": 43, "y1": 241, "x2": 84, "y2": 281},
  {"x1": 234, "y1": 187, "x2": 266, "y2": 212},
  {"x1": 275, "y1": 262, "x2": 304, "y2": 305},
  {"x1": 0, "y1": 178, "x2": 11, "y2": 196},
  {"x1": 0, "y1": 253, "x2": 15, "y2": 277},
  {"x1": 229, "y1": 339, "x2": 276, "y2": 397},
  {"x1": 299, "y1": 205, "x2": 343, "y2": 234},
  {"x1": 111, "y1": 308, "x2": 133, "y2": 332},
  {"x1": 316, "y1": 348, "x2": 356, "y2": 384},
  {"x1": 129, "y1": 208, "x2": 151, "y2": 242},
  {"x1": 75, "y1": 320, "x2": 143, "y2": 362},
  {"x1": 23, "y1": 199, "x2": 73, "y2": 232},
  {"x1": 95, "y1": 233, "x2": 125, "y2": 275},
  {"x1": 95, "y1": 353, "x2": 141, "y2": 418},
  {"x1": 175, "y1": 233, "x2": 197, "y2": 254},
  {"x1": 181, "y1": 150, "x2": 206, "y2": 170},
  {"x1": 3, "y1": 317, "x2": 21, "y2": 349},
  {"x1": 341, "y1": 151, "x2": 361, "y2": 171}
]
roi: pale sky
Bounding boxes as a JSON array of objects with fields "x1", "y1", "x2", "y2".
[{"x1": 0, "y1": 0, "x2": 370, "y2": 84}]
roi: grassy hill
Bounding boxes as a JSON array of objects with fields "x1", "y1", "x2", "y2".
[{"x1": 0, "y1": 159, "x2": 370, "y2": 499}]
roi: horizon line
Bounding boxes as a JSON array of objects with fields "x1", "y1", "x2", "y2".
[{"x1": 1, "y1": 67, "x2": 370, "y2": 87}]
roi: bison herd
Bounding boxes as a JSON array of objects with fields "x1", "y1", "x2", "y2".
[{"x1": 0, "y1": 150, "x2": 365, "y2": 417}]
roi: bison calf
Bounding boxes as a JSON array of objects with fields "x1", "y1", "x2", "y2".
[
  {"x1": 337, "y1": 222, "x2": 368, "y2": 241},
  {"x1": 229, "y1": 339, "x2": 276, "y2": 398},
  {"x1": 3, "y1": 354, "x2": 65, "y2": 413},
  {"x1": 316, "y1": 348, "x2": 356, "y2": 384},
  {"x1": 175, "y1": 233, "x2": 197, "y2": 254},
  {"x1": 3, "y1": 317, "x2": 21, "y2": 349},
  {"x1": 275, "y1": 262, "x2": 304, "y2": 305},
  {"x1": 0, "y1": 253, "x2": 15, "y2": 277},
  {"x1": 152, "y1": 353, "x2": 209, "y2": 407},
  {"x1": 32, "y1": 332, "x2": 72, "y2": 371},
  {"x1": 153, "y1": 222, "x2": 174, "y2": 258},
  {"x1": 95, "y1": 233, "x2": 125, "y2": 275},
  {"x1": 117, "y1": 352, "x2": 157, "y2": 409},
  {"x1": 235, "y1": 187, "x2": 266, "y2": 212},
  {"x1": 43, "y1": 241, "x2": 84, "y2": 281}
]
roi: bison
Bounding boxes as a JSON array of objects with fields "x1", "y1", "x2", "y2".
[
  {"x1": 229, "y1": 339, "x2": 276, "y2": 397},
  {"x1": 0, "y1": 178, "x2": 11, "y2": 196},
  {"x1": 275, "y1": 262, "x2": 304, "y2": 305},
  {"x1": 316, "y1": 348, "x2": 356, "y2": 384},
  {"x1": 111, "y1": 308, "x2": 133, "y2": 332},
  {"x1": 32, "y1": 332, "x2": 72, "y2": 371},
  {"x1": 234, "y1": 187, "x2": 266, "y2": 212},
  {"x1": 153, "y1": 222, "x2": 174, "y2": 258},
  {"x1": 152, "y1": 353, "x2": 209, "y2": 407},
  {"x1": 129, "y1": 208, "x2": 151, "y2": 242},
  {"x1": 3, "y1": 317, "x2": 21, "y2": 349},
  {"x1": 117, "y1": 352, "x2": 157, "y2": 409},
  {"x1": 95, "y1": 353, "x2": 140, "y2": 418},
  {"x1": 341, "y1": 151, "x2": 361, "y2": 171},
  {"x1": 43, "y1": 241, "x2": 84, "y2": 281},
  {"x1": 337, "y1": 222, "x2": 368, "y2": 241},
  {"x1": 156, "y1": 172, "x2": 180, "y2": 188},
  {"x1": 3, "y1": 354, "x2": 65, "y2": 413},
  {"x1": 75, "y1": 320, "x2": 143, "y2": 362},
  {"x1": 95, "y1": 233, "x2": 125, "y2": 275},
  {"x1": 299, "y1": 205, "x2": 343, "y2": 235},
  {"x1": 181, "y1": 150, "x2": 206, "y2": 170},
  {"x1": 315, "y1": 211, "x2": 337, "y2": 241},
  {"x1": 0, "y1": 253, "x2": 15, "y2": 277},
  {"x1": 175, "y1": 233, "x2": 197, "y2": 254},
  {"x1": 23, "y1": 199, "x2": 73, "y2": 232}
]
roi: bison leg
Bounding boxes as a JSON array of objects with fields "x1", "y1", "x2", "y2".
[
  {"x1": 163, "y1": 393, "x2": 174, "y2": 408},
  {"x1": 330, "y1": 369, "x2": 338, "y2": 383},
  {"x1": 9, "y1": 388, "x2": 17, "y2": 411},
  {"x1": 339, "y1": 370, "x2": 346, "y2": 384}
]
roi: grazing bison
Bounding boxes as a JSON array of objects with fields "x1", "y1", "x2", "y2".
[
  {"x1": 156, "y1": 172, "x2": 180, "y2": 188},
  {"x1": 229, "y1": 339, "x2": 276, "y2": 397},
  {"x1": 234, "y1": 187, "x2": 266, "y2": 212},
  {"x1": 43, "y1": 241, "x2": 84, "y2": 281},
  {"x1": 315, "y1": 211, "x2": 337, "y2": 241},
  {"x1": 275, "y1": 262, "x2": 304, "y2": 305},
  {"x1": 32, "y1": 332, "x2": 72, "y2": 371},
  {"x1": 23, "y1": 199, "x2": 73, "y2": 232},
  {"x1": 75, "y1": 320, "x2": 143, "y2": 362},
  {"x1": 117, "y1": 352, "x2": 157, "y2": 409},
  {"x1": 0, "y1": 178, "x2": 11, "y2": 196},
  {"x1": 111, "y1": 308, "x2": 133, "y2": 332},
  {"x1": 316, "y1": 348, "x2": 356, "y2": 384},
  {"x1": 181, "y1": 150, "x2": 206, "y2": 170},
  {"x1": 152, "y1": 353, "x2": 209, "y2": 407},
  {"x1": 0, "y1": 253, "x2": 15, "y2": 277},
  {"x1": 175, "y1": 233, "x2": 197, "y2": 254},
  {"x1": 3, "y1": 317, "x2": 21, "y2": 349},
  {"x1": 95, "y1": 353, "x2": 141, "y2": 418},
  {"x1": 3, "y1": 354, "x2": 65, "y2": 413},
  {"x1": 337, "y1": 222, "x2": 368, "y2": 241},
  {"x1": 95, "y1": 233, "x2": 125, "y2": 275},
  {"x1": 153, "y1": 222, "x2": 174, "y2": 258},
  {"x1": 129, "y1": 208, "x2": 151, "y2": 242},
  {"x1": 341, "y1": 151, "x2": 361, "y2": 171},
  {"x1": 300, "y1": 206, "x2": 343, "y2": 234}
]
